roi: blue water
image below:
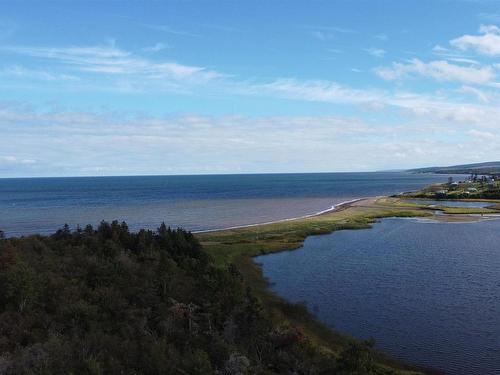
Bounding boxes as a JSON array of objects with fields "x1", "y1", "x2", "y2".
[
  {"x1": 255, "y1": 218, "x2": 500, "y2": 375},
  {"x1": 407, "y1": 199, "x2": 493, "y2": 208},
  {"x1": 0, "y1": 172, "x2": 457, "y2": 237}
]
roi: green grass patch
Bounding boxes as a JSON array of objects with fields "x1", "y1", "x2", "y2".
[{"x1": 437, "y1": 206, "x2": 499, "y2": 214}]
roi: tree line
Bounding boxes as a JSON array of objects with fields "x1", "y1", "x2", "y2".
[{"x1": 0, "y1": 221, "x2": 384, "y2": 374}]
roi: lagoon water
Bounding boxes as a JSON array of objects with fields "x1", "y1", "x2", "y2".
[
  {"x1": 0, "y1": 172, "x2": 455, "y2": 237},
  {"x1": 407, "y1": 199, "x2": 492, "y2": 208},
  {"x1": 255, "y1": 218, "x2": 500, "y2": 375}
]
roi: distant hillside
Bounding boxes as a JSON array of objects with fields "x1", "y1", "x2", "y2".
[{"x1": 409, "y1": 161, "x2": 500, "y2": 175}]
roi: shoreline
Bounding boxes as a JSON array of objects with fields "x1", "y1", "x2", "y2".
[
  {"x1": 197, "y1": 197, "x2": 439, "y2": 374},
  {"x1": 196, "y1": 195, "x2": 500, "y2": 374},
  {"x1": 193, "y1": 197, "x2": 365, "y2": 234},
  {"x1": 197, "y1": 193, "x2": 500, "y2": 236}
]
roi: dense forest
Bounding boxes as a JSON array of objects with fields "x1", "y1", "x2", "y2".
[{"x1": 0, "y1": 222, "x2": 381, "y2": 374}]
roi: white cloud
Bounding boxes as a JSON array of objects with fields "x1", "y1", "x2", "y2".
[
  {"x1": 433, "y1": 44, "x2": 449, "y2": 53},
  {"x1": 142, "y1": 24, "x2": 200, "y2": 37},
  {"x1": 304, "y1": 25, "x2": 355, "y2": 34},
  {"x1": 375, "y1": 58, "x2": 495, "y2": 84},
  {"x1": 450, "y1": 24, "x2": 500, "y2": 56},
  {"x1": 257, "y1": 78, "x2": 387, "y2": 107},
  {"x1": 374, "y1": 33, "x2": 388, "y2": 41},
  {"x1": 457, "y1": 85, "x2": 491, "y2": 103},
  {"x1": 246, "y1": 75, "x2": 500, "y2": 128},
  {"x1": 2, "y1": 39, "x2": 500, "y2": 164},
  {"x1": 2, "y1": 99, "x2": 500, "y2": 176},
  {"x1": 305, "y1": 25, "x2": 355, "y2": 41},
  {"x1": 1, "y1": 65, "x2": 79, "y2": 81},
  {"x1": 4, "y1": 42, "x2": 497, "y2": 132},
  {"x1": 365, "y1": 47, "x2": 386, "y2": 58},
  {"x1": 310, "y1": 30, "x2": 335, "y2": 41},
  {"x1": 447, "y1": 57, "x2": 480, "y2": 65},
  {"x1": 478, "y1": 13, "x2": 500, "y2": 23},
  {"x1": 325, "y1": 48, "x2": 343, "y2": 54},
  {"x1": 432, "y1": 45, "x2": 480, "y2": 65},
  {"x1": 479, "y1": 24, "x2": 500, "y2": 34},
  {"x1": 1, "y1": 155, "x2": 36, "y2": 164},
  {"x1": 1, "y1": 45, "x2": 222, "y2": 84},
  {"x1": 142, "y1": 42, "x2": 168, "y2": 52},
  {"x1": 0, "y1": 103, "x2": 395, "y2": 175},
  {"x1": 468, "y1": 129, "x2": 498, "y2": 141}
]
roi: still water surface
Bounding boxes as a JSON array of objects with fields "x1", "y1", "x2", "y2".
[
  {"x1": 407, "y1": 199, "x2": 492, "y2": 208},
  {"x1": 255, "y1": 218, "x2": 500, "y2": 375}
]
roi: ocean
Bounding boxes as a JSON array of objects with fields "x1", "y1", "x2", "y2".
[{"x1": 0, "y1": 172, "x2": 455, "y2": 237}]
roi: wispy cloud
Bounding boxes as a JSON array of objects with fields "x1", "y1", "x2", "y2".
[
  {"x1": 447, "y1": 57, "x2": 480, "y2": 65},
  {"x1": 477, "y1": 12, "x2": 500, "y2": 22},
  {"x1": 432, "y1": 44, "x2": 479, "y2": 64},
  {"x1": 1, "y1": 41, "x2": 498, "y2": 119},
  {"x1": 256, "y1": 78, "x2": 387, "y2": 107},
  {"x1": 243, "y1": 74, "x2": 500, "y2": 130},
  {"x1": 0, "y1": 44, "x2": 223, "y2": 89},
  {"x1": 142, "y1": 42, "x2": 168, "y2": 53},
  {"x1": 304, "y1": 25, "x2": 356, "y2": 34},
  {"x1": 202, "y1": 24, "x2": 242, "y2": 33},
  {"x1": 1, "y1": 65, "x2": 79, "y2": 81},
  {"x1": 374, "y1": 33, "x2": 388, "y2": 41},
  {"x1": 433, "y1": 44, "x2": 449, "y2": 53},
  {"x1": 1, "y1": 155, "x2": 36, "y2": 164},
  {"x1": 142, "y1": 24, "x2": 200, "y2": 37},
  {"x1": 310, "y1": 30, "x2": 335, "y2": 41},
  {"x1": 1, "y1": 31, "x2": 500, "y2": 154},
  {"x1": 375, "y1": 58, "x2": 495, "y2": 85},
  {"x1": 305, "y1": 25, "x2": 356, "y2": 41},
  {"x1": 457, "y1": 85, "x2": 492, "y2": 103},
  {"x1": 325, "y1": 48, "x2": 343, "y2": 54},
  {"x1": 365, "y1": 47, "x2": 386, "y2": 58}
]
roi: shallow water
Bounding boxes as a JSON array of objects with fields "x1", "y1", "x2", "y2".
[
  {"x1": 0, "y1": 172, "x2": 458, "y2": 237},
  {"x1": 255, "y1": 218, "x2": 500, "y2": 375},
  {"x1": 407, "y1": 199, "x2": 492, "y2": 208}
]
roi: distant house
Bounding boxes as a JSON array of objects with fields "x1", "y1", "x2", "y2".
[
  {"x1": 436, "y1": 189, "x2": 448, "y2": 194},
  {"x1": 467, "y1": 187, "x2": 478, "y2": 192}
]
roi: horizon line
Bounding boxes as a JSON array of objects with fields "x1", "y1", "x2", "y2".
[{"x1": 0, "y1": 169, "x2": 416, "y2": 180}]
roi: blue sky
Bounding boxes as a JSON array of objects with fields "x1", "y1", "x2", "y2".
[{"x1": 1, "y1": 0, "x2": 500, "y2": 177}]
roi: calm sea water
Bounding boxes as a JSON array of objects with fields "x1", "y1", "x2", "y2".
[
  {"x1": 0, "y1": 172, "x2": 455, "y2": 237},
  {"x1": 255, "y1": 218, "x2": 500, "y2": 375}
]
